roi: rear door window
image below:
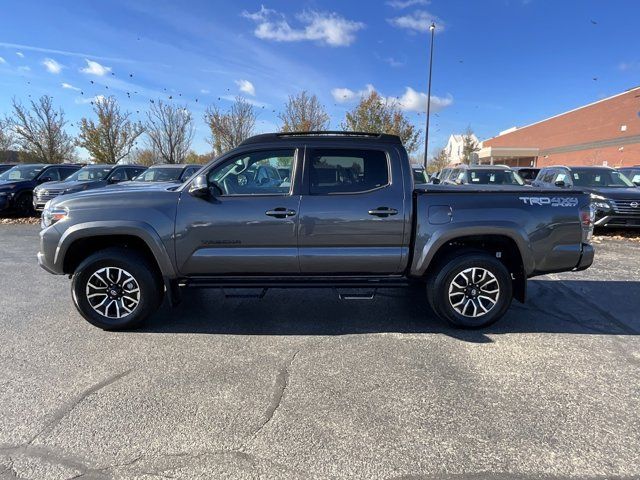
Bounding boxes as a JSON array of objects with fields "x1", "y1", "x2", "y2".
[{"x1": 308, "y1": 148, "x2": 389, "y2": 194}]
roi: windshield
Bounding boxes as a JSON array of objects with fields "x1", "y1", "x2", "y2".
[
  {"x1": 620, "y1": 169, "x2": 640, "y2": 184},
  {"x1": 467, "y1": 169, "x2": 524, "y2": 186},
  {"x1": 66, "y1": 167, "x2": 112, "y2": 182},
  {"x1": 0, "y1": 165, "x2": 45, "y2": 181},
  {"x1": 135, "y1": 168, "x2": 183, "y2": 182},
  {"x1": 571, "y1": 169, "x2": 634, "y2": 188}
]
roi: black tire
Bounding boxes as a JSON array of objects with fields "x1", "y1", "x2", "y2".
[
  {"x1": 71, "y1": 247, "x2": 162, "y2": 330},
  {"x1": 427, "y1": 253, "x2": 513, "y2": 328},
  {"x1": 14, "y1": 192, "x2": 34, "y2": 217}
]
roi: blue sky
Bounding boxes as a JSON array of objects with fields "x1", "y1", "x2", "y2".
[{"x1": 0, "y1": 0, "x2": 638, "y2": 158}]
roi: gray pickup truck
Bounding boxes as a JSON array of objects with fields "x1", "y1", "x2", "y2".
[{"x1": 38, "y1": 132, "x2": 595, "y2": 330}]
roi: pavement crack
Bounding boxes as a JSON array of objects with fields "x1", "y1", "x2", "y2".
[
  {"x1": 251, "y1": 350, "x2": 299, "y2": 438},
  {"x1": 26, "y1": 369, "x2": 133, "y2": 446}
]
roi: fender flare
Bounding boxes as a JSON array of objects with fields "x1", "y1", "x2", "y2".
[
  {"x1": 55, "y1": 220, "x2": 176, "y2": 278},
  {"x1": 411, "y1": 222, "x2": 535, "y2": 277}
]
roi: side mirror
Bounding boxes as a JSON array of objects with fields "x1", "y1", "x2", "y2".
[
  {"x1": 109, "y1": 176, "x2": 124, "y2": 184},
  {"x1": 38, "y1": 176, "x2": 53, "y2": 184},
  {"x1": 431, "y1": 178, "x2": 441, "y2": 185},
  {"x1": 189, "y1": 174, "x2": 213, "y2": 198},
  {"x1": 554, "y1": 180, "x2": 566, "y2": 188}
]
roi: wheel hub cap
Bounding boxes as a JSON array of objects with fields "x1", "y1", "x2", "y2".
[
  {"x1": 86, "y1": 267, "x2": 141, "y2": 319},
  {"x1": 448, "y1": 267, "x2": 500, "y2": 318}
]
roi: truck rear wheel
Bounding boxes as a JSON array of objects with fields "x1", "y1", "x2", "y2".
[
  {"x1": 71, "y1": 248, "x2": 162, "y2": 330},
  {"x1": 427, "y1": 253, "x2": 512, "y2": 328}
]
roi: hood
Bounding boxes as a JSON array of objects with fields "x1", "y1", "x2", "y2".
[
  {"x1": 113, "y1": 180, "x2": 180, "y2": 188},
  {"x1": 579, "y1": 186, "x2": 640, "y2": 199},
  {"x1": 38, "y1": 179, "x2": 106, "y2": 194},
  {"x1": 51, "y1": 182, "x2": 180, "y2": 209},
  {"x1": 0, "y1": 179, "x2": 32, "y2": 187}
]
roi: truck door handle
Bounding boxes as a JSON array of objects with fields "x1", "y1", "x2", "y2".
[
  {"x1": 368, "y1": 207, "x2": 398, "y2": 217},
  {"x1": 265, "y1": 208, "x2": 297, "y2": 219}
]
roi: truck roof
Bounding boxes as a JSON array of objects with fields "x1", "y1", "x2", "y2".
[{"x1": 240, "y1": 131, "x2": 403, "y2": 147}]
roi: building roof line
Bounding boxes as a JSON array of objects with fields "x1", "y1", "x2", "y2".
[{"x1": 486, "y1": 86, "x2": 640, "y2": 141}]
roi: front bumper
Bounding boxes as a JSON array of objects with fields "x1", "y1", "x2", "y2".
[
  {"x1": 594, "y1": 213, "x2": 640, "y2": 228},
  {"x1": 37, "y1": 225, "x2": 64, "y2": 275}
]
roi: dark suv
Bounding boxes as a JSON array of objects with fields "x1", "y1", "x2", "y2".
[
  {"x1": 442, "y1": 165, "x2": 526, "y2": 186},
  {"x1": 512, "y1": 167, "x2": 540, "y2": 185},
  {"x1": 619, "y1": 166, "x2": 640, "y2": 186},
  {"x1": 33, "y1": 164, "x2": 147, "y2": 211},
  {"x1": 0, "y1": 163, "x2": 82, "y2": 215},
  {"x1": 533, "y1": 165, "x2": 640, "y2": 227}
]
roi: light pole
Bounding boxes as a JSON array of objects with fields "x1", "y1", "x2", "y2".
[{"x1": 423, "y1": 22, "x2": 436, "y2": 169}]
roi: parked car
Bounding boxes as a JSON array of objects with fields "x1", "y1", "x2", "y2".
[
  {"x1": 38, "y1": 131, "x2": 594, "y2": 331},
  {"x1": 442, "y1": 165, "x2": 526, "y2": 186},
  {"x1": 0, "y1": 163, "x2": 82, "y2": 216},
  {"x1": 618, "y1": 166, "x2": 640, "y2": 186},
  {"x1": 125, "y1": 164, "x2": 201, "y2": 185},
  {"x1": 533, "y1": 165, "x2": 640, "y2": 228},
  {"x1": 430, "y1": 167, "x2": 453, "y2": 184},
  {"x1": 0, "y1": 164, "x2": 16, "y2": 175},
  {"x1": 33, "y1": 164, "x2": 147, "y2": 211},
  {"x1": 412, "y1": 166, "x2": 428, "y2": 185},
  {"x1": 512, "y1": 167, "x2": 541, "y2": 185}
]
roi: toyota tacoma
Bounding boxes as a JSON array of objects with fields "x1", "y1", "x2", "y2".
[{"x1": 38, "y1": 132, "x2": 595, "y2": 330}]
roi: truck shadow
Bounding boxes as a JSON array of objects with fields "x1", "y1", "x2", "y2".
[{"x1": 140, "y1": 280, "x2": 640, "y2": 343}]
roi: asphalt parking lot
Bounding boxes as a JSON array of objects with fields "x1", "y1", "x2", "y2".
[{"x1": 0, "y1": 225, "x2": 639, "y2": 479}]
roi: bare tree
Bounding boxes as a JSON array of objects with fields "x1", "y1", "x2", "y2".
[
  {"x1": 145, "y1": 101, "x2": 195, "y2": 164},
  {"x1": 129, "y1": 148, "x2": 156, "y2": 166},
  {"x1": 204, "y1": 97, "x2": 257, "y2": 155},
  {"x1": 77, "y1": 96, "x2": 144, "y2": 164},
  {"x1": 8, "y1": 96, "x2": 75, "y2": 163},
  {"x1": 0, "y1": 117, "x2": 16, "y2": 162},
  {"x1": 343, "y1": 91, "x2": 421, "y2": 154},
  {"x1": 279, "y1": 91, "x2": 330, "y2": 132}
]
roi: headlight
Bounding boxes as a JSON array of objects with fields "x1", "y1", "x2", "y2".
[
  {"x1": 590, "y1": 193, "x2": 611, "y2": 210},
  {"x1": 42, "y1": 206, "x2": 69, "y2": 228}
]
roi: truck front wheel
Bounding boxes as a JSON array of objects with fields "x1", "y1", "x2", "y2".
[
  {"x1": 71, "y1": 248, "x2": 162, "y2": 330},
  {"x1": 427, "y1": 253, "x2": 513, "y2": 328}
]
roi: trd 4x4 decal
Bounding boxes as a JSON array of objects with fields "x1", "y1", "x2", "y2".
[{"x1": 519, "y1": 197, "x2": 579, "y2": 207}]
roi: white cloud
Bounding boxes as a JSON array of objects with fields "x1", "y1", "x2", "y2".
[
  {"x1": 200, "y1": 89, "x2": 210, "y2": 94},
  {"x1": 76, "y1": 94, "x2": 105, "y2": 105},
  {"x1": 15, "y1": 51, "x2": 24, "y2": 58},
  {"x1": 383, "y1": 56, "x2": 404, "y2": 67},
  {"x1": 0, "y1": 56, "x2": 6, "y2": 64},
  {"x1": 80, "y1": 59, "x2": 111, "y2": 76},
  {"x1": 61, "y1": 82, "x2": 80, "y2": 91},
  {"x1": 388, "y1": 10, "x2": 444, "y2": 32},
  {"x1": 386, "y1": 0, "x2": 430, "y2": 9},
  {"x1": 331, "y1": 84, "x2": 453, "y2": 113},
  {"x1": 18, "y1": 66, "x2": 30, "y2": 72},
  {"x1": 242, "y1": 7, "x2": 364, "y2": 47},
  {"x1": 42, "y1": 58, "x2": 63, "y2": 74},
  {"x1": 331, "y1": 84, "x2": 375, "y2": 102},
  {"x1": 235, "y1": 79, "x2": 256, "y2": 96}
]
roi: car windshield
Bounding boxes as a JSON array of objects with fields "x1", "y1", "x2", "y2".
[
  {"x1": 0, "y1": 165, "x2": 45, "y2": 181},
  {"x1": 467, "y1": 169, "x2": 524, "y2": 186},
  {"x1": 516, "y1": 169, "x2": 539, "y2": 181},
  {"x1": 135, "y1": 168, "x2": 183, "y2": 182},
  {"x1": 571, "y1": 169, "x2": 634, "y2": 188},
  {"x1": 620, "y1": 169, "x2": 640, "y2": 184},
  {"x1": 66, "y1": 167, "x2": 112, "y2": 182}
]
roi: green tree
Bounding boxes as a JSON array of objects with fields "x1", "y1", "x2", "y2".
[
  {"x1": 77, "y1": 96, "x2": 144, "y2": 164},
  {"x1": 461, "y1": 126, "x2": 480, "y2": 165},
  {"x1": 279, "y1": 91, "x2": 330, "y2": 132},
  {"x1": 8, "y1": 95, "x2": 75, "y2": 163},
  {"x1": 342, "y1": 91, "x2": 421, "y2": 154},
  {"x1": 427, "y1": 148, "x2": 450, "y2": 174}
]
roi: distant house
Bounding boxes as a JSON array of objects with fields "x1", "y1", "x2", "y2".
[{"x1": 445, "y1": 133, "x2": 480, "y2": 164}]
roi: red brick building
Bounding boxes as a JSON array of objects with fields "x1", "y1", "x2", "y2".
[{"x1": 478, "y1": 86, "x2": 640, "y2": 168}]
